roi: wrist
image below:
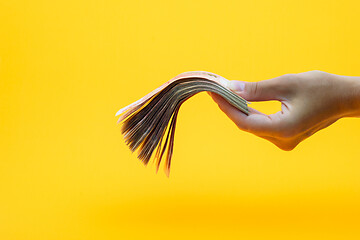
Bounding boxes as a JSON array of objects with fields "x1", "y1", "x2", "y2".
[{"x1": 332, "y1": 74, "x2": 360, "y2": 118}]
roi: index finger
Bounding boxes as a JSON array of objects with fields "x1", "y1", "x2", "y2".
[{"x1": 210, "y1": 93, "x2": 282, "y2": 135}]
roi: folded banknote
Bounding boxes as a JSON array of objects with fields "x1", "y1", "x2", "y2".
[{"x1": 116, "y1": 71, "x2": 248, "y2": 176}]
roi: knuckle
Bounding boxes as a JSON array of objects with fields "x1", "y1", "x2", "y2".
[
  {"x1": 277, "y1": 74, "x2": 300, "y2": 90},
  {"x1": 280, "y1": 73, "x2": 297, "y2": 80},
  {"x1": 217, "y1": 103, "x2": 226, "y2": 112},
  {"x1": 278, "y1": 143, "x2": 297, "y2": 151},
  {"x1": 308, "y1": 70, "x2": 324, "y2": 74},
  {"x1": 247, "y1": 82, "x2": 260, "y2": 97},
  {"x1": 236, "y1": 123, "x2": 250, "y2": 132},
  {"x1": 275, "y1": 139, "x2": 299, "y2": 151},
  {"x1": 303, "y1": 70, "x2": 328, "y2": 79}
]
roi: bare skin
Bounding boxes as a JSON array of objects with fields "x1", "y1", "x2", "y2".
[{"x1": 209, "y1": 71, "x2": 360, "y2": 151}]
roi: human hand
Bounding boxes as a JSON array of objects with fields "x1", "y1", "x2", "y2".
[{"x1": 209, "y1": 71, "x2": 360, "y2": 150}]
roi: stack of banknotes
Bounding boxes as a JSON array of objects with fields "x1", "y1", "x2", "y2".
[{"x1": 115, "y1": 71, "x2": 248, "y2": 176}]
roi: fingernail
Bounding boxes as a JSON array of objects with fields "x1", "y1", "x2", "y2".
[{"x1": 229, "y1": 81, "x2": 245, "y2": 92}]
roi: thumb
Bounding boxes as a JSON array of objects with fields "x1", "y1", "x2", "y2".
[{"x1": 228, "y1": 78, "x2": 284, "y2": 101}]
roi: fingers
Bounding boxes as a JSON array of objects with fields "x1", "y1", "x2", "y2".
[
  {"x1": 209, "y1": 93, "x2": 282, "y2": 134},
  {"x1": 209, "y1": 92, "x2": 301, "y2": 150},
  {"x1": 228, "y1": 75, "x2": 290, "y2": 102}
]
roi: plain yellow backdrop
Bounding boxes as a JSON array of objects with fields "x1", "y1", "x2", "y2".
[{"x1": 1, "y1": 0, "x2": 360, "y2": 239}]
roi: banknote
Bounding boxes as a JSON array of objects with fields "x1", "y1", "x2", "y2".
[{"x1": 116, "y1": 71, "x2": 248, "y2": 176}]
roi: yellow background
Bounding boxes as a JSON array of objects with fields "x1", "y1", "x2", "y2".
[{"x1": 1, "y1": 0, "x2": 360, "y2": 239}]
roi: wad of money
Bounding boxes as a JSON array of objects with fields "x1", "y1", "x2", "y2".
[{"x1": 115, "y1": 71, "x2": 248, "y2": 176}]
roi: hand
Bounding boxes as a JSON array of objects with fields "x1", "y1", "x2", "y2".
[{"x1": 210, "y1": 71, "x2": 360, "y2": 150}]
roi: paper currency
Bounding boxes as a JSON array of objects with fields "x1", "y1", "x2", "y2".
[{"x1": 116, "y1": 71, "x2": 248, "y2": 176}]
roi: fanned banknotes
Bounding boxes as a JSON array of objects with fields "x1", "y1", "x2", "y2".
[{"x1": 116, "y1": 71, "x2": 248, "y2": 176}]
